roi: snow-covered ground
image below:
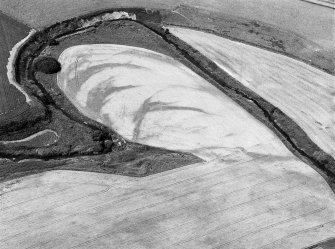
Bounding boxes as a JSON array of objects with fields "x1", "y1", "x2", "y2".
[{"x1": 169, "y1": 27, "x2": 335, "y2": 156}]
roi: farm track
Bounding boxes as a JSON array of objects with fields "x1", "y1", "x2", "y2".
[{"x1": 0, "y1": 12, "x2": 29, "y2": 118}]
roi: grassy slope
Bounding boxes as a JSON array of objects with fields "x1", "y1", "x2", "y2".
[{"x1": 0, "y1": 12, "x2": 29, "y2": 117}]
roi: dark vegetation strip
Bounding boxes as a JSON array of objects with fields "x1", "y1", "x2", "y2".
[{"x1": 0, "y1": 144, "x2": 202, "y2": 181}]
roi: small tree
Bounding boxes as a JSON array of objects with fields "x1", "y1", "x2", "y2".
[{"x1": 33, "y1": 56, "x2": 61, "y2": 74}]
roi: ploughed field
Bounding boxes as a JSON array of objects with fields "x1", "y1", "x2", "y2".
[
  {"x1": 1, "y1": 43, "x2": 330, "y2": 248},
  {"x1": 0, "y1": 13, "x2": 30, "y2": 118},
  {"x1": 0, "y1": 8, "x2": 334, "y2": 249},
  {"x1": 1, "y1": 157, "x2": 335, "y2": 249},
  {"x1": 169, "y1": 27, "x2": 335, "y2": 156}
]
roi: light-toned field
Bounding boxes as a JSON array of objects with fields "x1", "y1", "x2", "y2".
[
  {"x1": 1, "y1": 44, "x2": 333, "y2": 249},
  {"x1": 169, "y1": 27, "x2": 335, "y2": 156},
  {"x1": 0, "y1": 0, "x2": 333, "y2": 50},
  {"x1": 57, "y1": 44, "x2": 288, "y2": 160},
  {"x1": 1, "y1": 155, "x2": 334, "y2": 248}
]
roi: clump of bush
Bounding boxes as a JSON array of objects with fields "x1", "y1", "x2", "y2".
[{"x1": 33, "y1": 56, "x2": 61, "y2": 74}]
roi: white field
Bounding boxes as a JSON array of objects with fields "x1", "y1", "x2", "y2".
[
  {"x1": 1, "y1": 44, "x2": 334, "y2": 249},
  {"x1": 57, "y1": 44, "x2": 289, "y2": 160},
  {"x1": 169, "y1": 27, "x2": 335, "y2": 156}
]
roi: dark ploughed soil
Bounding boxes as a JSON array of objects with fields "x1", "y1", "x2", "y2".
[
  {"x1": 0, "y1": 12, "x2": 30, "y2": 118},
  {"x1": 305, "y1": 237, "x2": 335, "y2": 249}
]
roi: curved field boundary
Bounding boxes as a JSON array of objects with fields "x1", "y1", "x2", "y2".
[
  {"x1": 6, "y1": 29, "x2": 36, "y2": 104},
  {"x1": 0, "y1": 129, "x2": 58, "y2": 147}
]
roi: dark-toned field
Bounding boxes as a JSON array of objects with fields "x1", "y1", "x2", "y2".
[
  {"x1": 0, "y1": 12, "x2": 29, "y2": 118},
  {"x1": 306, "y1": 237, "x2": 335, "y2": 249}
]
